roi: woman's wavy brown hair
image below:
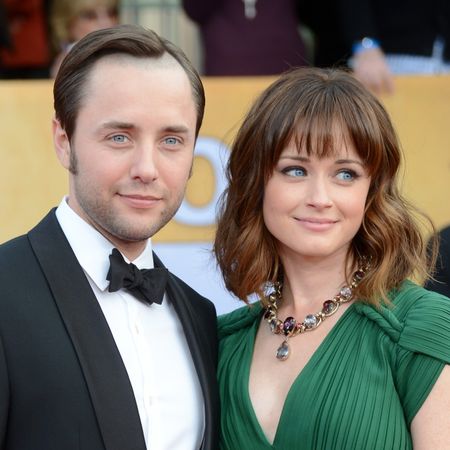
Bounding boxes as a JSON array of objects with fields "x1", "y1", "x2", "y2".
[{"x1": 214, "y1": 67, "x2": 436, "y2": 306}]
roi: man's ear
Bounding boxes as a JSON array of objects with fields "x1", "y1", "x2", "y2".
[{"x1": 52, "y1": 117, "x2": 71, "y2": 170}]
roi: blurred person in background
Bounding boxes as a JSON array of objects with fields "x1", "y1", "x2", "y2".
[
  {"x1": 182, "y1": 0, "x2": 308, "y2": 75},
  {"x1": 0, "y1": 0, "x2": 51, "y2": 78},
  {"x1": 342, "y1": 0, "x2": 450, "y2": 95},
  {"x1": 426, "y1": 225, "x2": 450, "y2": 297},
  {"x1": 0, "y1": 1, "x2": 11, "y2": 50},
  {"x1": 49, "y1": 0, "x2": 119, "y2": 76},
  {"x1": 298, "y1": 0, "x2": 450, "y2": 95},
  {"x1": 297, "y1": 0, "x2": 349, "y2": 69}
]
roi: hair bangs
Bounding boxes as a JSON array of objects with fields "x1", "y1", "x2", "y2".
[{"x1": 292, "y1": 108, "x2": 349, "y2": 160}]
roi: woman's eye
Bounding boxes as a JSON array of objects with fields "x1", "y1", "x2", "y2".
[
  {"x1": 283, "y1": 166, "x2": 306, "y2": 177},
  {"x1": 336, "y1": 170, "x2": 357, "y2": 181}
]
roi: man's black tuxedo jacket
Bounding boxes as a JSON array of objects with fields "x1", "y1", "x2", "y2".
[{"x1": 0, "y1": 210, "x2": 220, "y2": 450}]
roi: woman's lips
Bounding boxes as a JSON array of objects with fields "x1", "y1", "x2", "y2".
[{"x1": 295, "y1": 217, "x2": 338, "y2": 231}]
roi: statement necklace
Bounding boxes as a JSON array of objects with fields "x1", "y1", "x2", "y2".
[{"x1": 263, "y1": 266, "x2": 367, "y2": 361}]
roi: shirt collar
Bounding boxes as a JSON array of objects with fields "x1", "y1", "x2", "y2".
[{"x1": 55, "y1": 197, "x2": 155, "y2": 291}]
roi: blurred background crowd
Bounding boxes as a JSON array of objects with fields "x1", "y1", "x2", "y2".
[
  {"x1": 0, "y1": 0, "x2": 449, "y2": 95},
  {"x1": 0, "y1": 0, "x2": 449, "y2": 295}
]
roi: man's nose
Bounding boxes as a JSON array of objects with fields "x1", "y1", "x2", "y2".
[{"x1": 130, "y1": 145, "x2": 159, "y2": 183}]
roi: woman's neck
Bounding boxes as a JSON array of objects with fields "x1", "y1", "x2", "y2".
[{"x1": 278, "y1": 250, "x2": 355, "y2": 314}]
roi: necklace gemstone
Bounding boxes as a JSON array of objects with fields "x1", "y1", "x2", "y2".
[
  {"x1": 276, "y1": 340, "x2": 289, "y2": 361},
  {"x1": 283, "y1": 317, "x2": 296, "y2": 335},
  {"x1": 270, "y1": 318, "x2": 283, "y2": 334},
  {"x1": 354, "y1": 270, "x2": 365, "y2": 280},
  {"x1": 263, "y1": 263, "x2": 368, "y2": 361},
  {"x1": 304, "y1": 314, "x2": 318, "y2": 329},
  {"x1": 340, "y1": 286, "x2": 353, "y2": 299},
  {"x1": 323, "y1": 299, "x2": 337, "y2": 315},
  {"x1": 264, "y1": 308, "x2": 274, "y2": 320}
]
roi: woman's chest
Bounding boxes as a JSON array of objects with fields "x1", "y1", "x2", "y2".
[{"x1": 219, "y1": 317, "x2": 412, "y2": 449}]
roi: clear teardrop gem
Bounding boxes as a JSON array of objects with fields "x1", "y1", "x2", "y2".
[{"x1": 276, "y1": 340, "x2": 290, "y2": 361}]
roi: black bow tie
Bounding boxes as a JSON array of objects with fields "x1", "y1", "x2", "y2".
[{"x1": 106, "y1": 248, "x2": 168, "y2": 305}]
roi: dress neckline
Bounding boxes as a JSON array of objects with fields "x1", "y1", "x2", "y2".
[{"x1": 243, "y1": 302, "x2": 357, "y2": 447}]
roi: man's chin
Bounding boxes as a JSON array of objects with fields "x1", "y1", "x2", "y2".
[{"x1": 113, "y1": 220, "x2": 170, "y2": 242}]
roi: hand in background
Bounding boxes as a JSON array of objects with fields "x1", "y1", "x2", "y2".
[{"x1": 353, "y1": 47, "x2": 395, "y2": 95}]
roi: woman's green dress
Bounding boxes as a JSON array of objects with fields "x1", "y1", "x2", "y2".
[{"x1": 218, "y1": 281, "x2": 450, "y2": 449}]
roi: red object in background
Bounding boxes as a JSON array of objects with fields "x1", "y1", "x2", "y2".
[{"x1": 0, "y1": 0, "x2": 50, "y2": 69}]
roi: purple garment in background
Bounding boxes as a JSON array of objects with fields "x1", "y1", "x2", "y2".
[{"x1": 183, "y1": 0, "x2": 307, "y2": 75}]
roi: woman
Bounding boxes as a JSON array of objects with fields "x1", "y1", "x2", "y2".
[
  {"x1": 214, "y1": 67, "x2": 450, "y2": 449},
  {"x1": 49, "y1": 0, "x2": 119, "y2": 76}
]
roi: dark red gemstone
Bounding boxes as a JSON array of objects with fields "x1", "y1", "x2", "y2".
[
  {"x1": 354, "y1": 270, "x2": 365, "y2": 280},
  {"x1": 283, "y1": 317, "x2": 296, "y2": 335},
  {"x1": 323, "y1": 300, "x2": 337, "y2": 314},
  {"x1": 264, "y1": 308, "x2": 273, "y2": 320}
]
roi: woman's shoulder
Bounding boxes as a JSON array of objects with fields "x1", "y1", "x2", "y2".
[
  {"x1": 218, "y1": 302, "x2": 263, "y2": 340},
  {"x1": 354, "y1": 280, "x2": 450, "y2": 362}
]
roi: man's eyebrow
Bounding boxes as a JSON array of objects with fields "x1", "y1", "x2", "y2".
[
  {"x1": 98, "y1": 121, "x2": 135, "y2": 130},
  {"x1": 162, "y1": 125, "x2": 191, "y2": 134},
  {"x1": 97, "y1": 123, "x2": 191, "y2": 134}
]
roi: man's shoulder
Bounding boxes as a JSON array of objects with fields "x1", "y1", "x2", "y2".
[
  {"x1": 0, "y1": 209, "x2": 59, "y2": 274},
  {"x1": 0, "y1": 233, "x2": 32, "y2": 262},
  {"x1": 0, "y1": 234, "x2": 39, "y2": 294}
]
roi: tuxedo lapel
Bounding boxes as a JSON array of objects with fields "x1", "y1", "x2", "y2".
[
  {"x1": 153, "y1": 253, "x2": 218, "y2": 450},
  {"x1": 28, "y1": 210, "x2": 146, "y2": 450}
]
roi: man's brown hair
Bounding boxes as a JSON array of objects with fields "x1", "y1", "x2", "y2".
[{"x1": 53, "y1": 24, "x2": 205, "y2": 140}]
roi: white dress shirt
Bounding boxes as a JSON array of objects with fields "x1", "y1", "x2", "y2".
[{"x1": 56, "y1": 198, "x2": 205, "y2": 449}]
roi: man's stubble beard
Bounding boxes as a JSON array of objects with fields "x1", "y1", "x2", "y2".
[{"x1": 69, "y1": 148, "x2": 187, "y2": 243}]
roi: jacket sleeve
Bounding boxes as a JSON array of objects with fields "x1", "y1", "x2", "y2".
[
  {"x1": 425, "y1": 226, "x2": 450, "y2": 297},
  {"x1": 337, "y1": 0, "x2": 379, "y2": 46},
  {"x1": 0, "y1": 335, "x2": 9, "y2": 448}
]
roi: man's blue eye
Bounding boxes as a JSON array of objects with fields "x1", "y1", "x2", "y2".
[
  {"x1": 165, "y1": 137, "x2": 179, "y2": 145},
  {"x1": 112, "y1": 135, "x2": 127, "y2": 143}
]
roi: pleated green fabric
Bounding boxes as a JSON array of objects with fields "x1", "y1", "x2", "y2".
[{"x1": 218, "y1": 281, "x2": 450, "y2": 450}]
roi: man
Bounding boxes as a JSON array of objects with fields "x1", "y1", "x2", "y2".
[{"x1": 0, "y1": 25, "x2": 219, "y2": 450}]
